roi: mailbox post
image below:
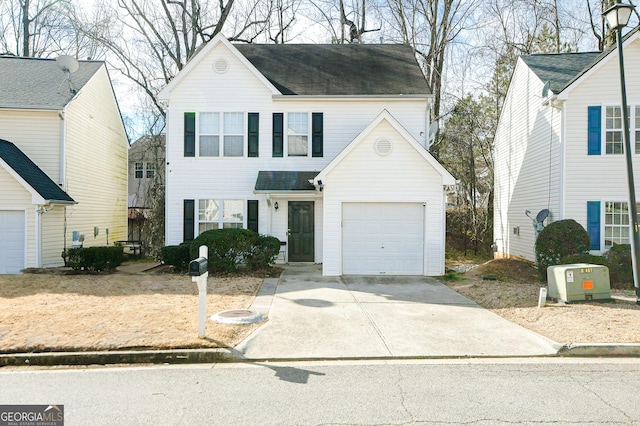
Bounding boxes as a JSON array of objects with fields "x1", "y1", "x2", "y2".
[{"x1": 189, "y1": 245, "x2": 208, "y2": 339}]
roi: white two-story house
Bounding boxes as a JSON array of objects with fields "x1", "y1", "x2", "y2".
[
  {"x1": 494, "y1": 28, "x2": 640, "y2": 262},
  {"x1": 159, "y1": 35, "x2": 455, "y2": 276}
]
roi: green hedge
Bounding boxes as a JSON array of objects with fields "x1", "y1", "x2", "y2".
[
  {"x1": 604, "y1": 244, "x2": 633, "y2": 289},
  {"x1": 245, "y1": 234, "x2": 281, "y2": 270},
  {"x1": 191, "y1": 228, "x2": 257, "y2": 273},
  {"x1": 65, "y1": 246, "x2": 124, "y2": 272},
  {"x1": 160, "y1": 242, "x2": 192, "y2": 272},
  {"x1": 161, "y1": 229, "x2": 282, "y2": 274},
  {"x1": 535, "y1": 219, "x2": 590, "y2": 280}
]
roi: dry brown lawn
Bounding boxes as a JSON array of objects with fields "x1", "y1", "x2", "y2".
[
  {"x1": 443, "y1": 258, "x2": 640, "y2": 344},
  {"x1": 0, "y1": 267, "x2": 266, "y2": 353}
]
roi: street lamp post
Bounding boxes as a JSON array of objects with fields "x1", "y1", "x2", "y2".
[{"x1": 604, "y1": 3, "x2": 640, "y2": 304}]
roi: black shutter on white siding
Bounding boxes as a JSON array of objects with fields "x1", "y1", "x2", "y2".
[
  {"x1": 183, "y1": 199, "x2": 195, "y2": 241},
  {"x1": 312, "y1": 112, "x2": 323, "y2": 157},
  {"x1": 184, "y1": 112, "x2": 196, "y2": 157}
]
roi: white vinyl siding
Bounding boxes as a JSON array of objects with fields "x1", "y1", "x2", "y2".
[
  {"x1": 493, "y1": 58, "x2": 562, "y2": 261},
  {"x1": 321, "y1": 120, "x2": 445, "y2": 276},
  {"x1": 561, "y1": 41, "x2": 640, "y2": 253},
  {"x1": 162, "y1": 40, "x2": 431, "y2": 260}
]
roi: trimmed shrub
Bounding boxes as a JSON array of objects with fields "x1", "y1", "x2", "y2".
[
  {"x1": 246, "y1": 234, "x2": 281, "y2": 270},
  {"x1": 604, "y1": 244, "x2": 633, "y2": 289},
  {"x1": 535, "y1": 219, "x2": 590, "y2": 280},
  {"x1": 191, "y1": 228, "x2": 258, "y2": 273},
  {"x1": 160, "y1": 242, "x2": 191, "y2": 272},
  {"x1": 65, "y1": 246, "x2": 124, "y2": 272}
]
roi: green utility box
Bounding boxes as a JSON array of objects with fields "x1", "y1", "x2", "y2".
[{"x1": 547, "y1": 263, "x2": 611, "y2": 302}]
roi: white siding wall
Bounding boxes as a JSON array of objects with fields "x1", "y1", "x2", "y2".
[
  {"x1": 494, "y1": 58, "x2": 562, "y2": 262},
  {"x1": 63, "y1": 66, "x2": 128, "y2": 255},
  {"x1": 0, "y1": 110, "x2": 61, "y2": 183},
  {"x1": 562, "y1": 41, "x2": 640, "y2": 252},
  {"x1": 322, "y1": 120, "x2": 446, "y2": 276},
  {"x1": 164, "y1": 42, "x2": 430, "y2": 251},
  {"x1": 0, "y1": 166, "x2": 34, "y2": 268},
  {"x1": 41, "y1": 208, "x2": 65, "y2": 267}
]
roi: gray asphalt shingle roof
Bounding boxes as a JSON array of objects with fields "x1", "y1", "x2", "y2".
[
  {"x1": 255, "y1": 171, "x2": 318, "y2": 191},
  {"x1": 521, "y1": 52, "x2": 602, "y2": 93},
  {"x1": 235, "y1": 43, "x2": 430, "y2": 96},
  {"x1": 0, "y1": 56, "x2": 103, "y2": 109},
  {"x1": 0, "y1": 139, "x2": 74, "y2": 203}
]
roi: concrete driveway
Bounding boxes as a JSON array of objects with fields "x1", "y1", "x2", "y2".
[{"x1": 235, "y1": 265, "x2": 561, "y2": 360}]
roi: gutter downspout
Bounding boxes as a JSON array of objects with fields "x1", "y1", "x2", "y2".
[
  {"x1": 58, "y1": 110, "x2": 67, "y2": 256},
  {"x1": 35, "y1": 206, "x2": 41, "y2": 267}
]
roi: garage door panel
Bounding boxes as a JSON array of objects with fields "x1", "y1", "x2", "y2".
[
  {"x1": 0, "y1": 211, "x2": 25, "y2": 274},
  {"x1": 342, "y1": 203, "x2": 424, "y2": 275}
]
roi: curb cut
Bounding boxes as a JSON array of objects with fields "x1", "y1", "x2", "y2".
[
  {"x1": 557, "y1": 343, "x2": 640, "y2": 357},
  {"x1": 0, "y1": 349, "x2": 239, "y2": 367}
]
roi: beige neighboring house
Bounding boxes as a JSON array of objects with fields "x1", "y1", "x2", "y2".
[
  {"x1": 128, "y1": 134, "x2": 165, "y2": 244},
  {"x1": 0, "y1": 56, "x2": 128, "y2": 273}
]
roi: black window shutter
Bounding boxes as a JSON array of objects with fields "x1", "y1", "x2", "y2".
[
  {"x1": 183, "y1": 199, "x2": 195, "y2": 241},
  {"x1": 184, "y1": 112, "x2": 196, "y2": 157},
  {"x1": 312, "y1": 112, "x2": 323, "y2": 157},
  {"x1": 248, "y1": 113, "x2": 259, "y2": 157},
  {"x1": 247, "y1": 200, "x2": 259, "y2": 233},
  {"x1": 272, "y1": 113, "x2": 283, "y2": 158}
]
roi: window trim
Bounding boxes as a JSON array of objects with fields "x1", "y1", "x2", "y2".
[
  {"x1": 601, "y1": 104, "x2": 639, "y2": 155},
  {"x1": 602, "y1": 200, "x2": 640, "y2": 249},
  {"x1": 194, "y1": 111, "x2": 247, "y2": 158},
  {"x1": 134, "y1": 162, "x2": 144, "y2": 179},
  {"x1": 196, "y1": 199, "x2": 245, "y2": 236}
]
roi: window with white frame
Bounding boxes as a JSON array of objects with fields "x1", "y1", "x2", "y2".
[
  {"x1": 134, "y1": 162, "x2": 144, "y2": 179},
  {"x1": 146, "y1": 162, "x2": 155, "y2": 178},
  {"x1": 606, "y1": 106, "x2": 624, "y2": 154},
  {"x1": 198, "y1": 199, "x2": 243, "y2": 234},
  {"x1": 605, "y1": 201, "x2": 631, "y2": 247},
  {"x1": 287, "y1": 112, "x2": 308, "y2": 156},
  {"x1": 198, "y1": 112, "x2": 244, "y2": 157}
]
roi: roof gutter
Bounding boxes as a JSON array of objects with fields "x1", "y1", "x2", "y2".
[{"x1": 271, "y1": 94, "x2": 432, "y2": 101}]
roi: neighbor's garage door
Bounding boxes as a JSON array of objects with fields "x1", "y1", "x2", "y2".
[
  {"x1": 342, "y1": 203, "x2": 424, "y2": 275},
  {"x1": 0, "y1": 211, "x2": 25, "y2": 274}
]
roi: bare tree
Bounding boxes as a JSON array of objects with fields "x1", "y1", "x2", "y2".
[
  {"x1": 382, "y1": 0, "x2": 478, "y2": 158},
  {"x1": 0, "y1": 0, "x2": 94, "y2": 57},
  {"x1": 80, "y1": 0, "x2": 272, "y2": 118},
  {"x1": 307, "y1": 0, "x2": 380, "y2": 43}
]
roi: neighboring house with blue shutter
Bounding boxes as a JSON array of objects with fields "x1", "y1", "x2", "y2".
[
  {"x1": 0, "y1": 57, "x2": 128, "y2": 273},
  {"x1": 494, "y1": 28, "x2": 640, "y2": 262},
  {"x1": 159, "y1": 34, "x2": 455, "y2": 276}
]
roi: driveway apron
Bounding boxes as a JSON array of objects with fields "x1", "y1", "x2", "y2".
[{"x1": 235, "y1": 266, "x2": 560, "y2": 359}]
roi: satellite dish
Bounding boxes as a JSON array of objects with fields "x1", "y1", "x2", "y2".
[
  {"x1": 56, "y1": 55, "x2": 79, "y2": 73},
  {"x1": 536, "y1": 209, "x2": 550, "y2": 223},
  {"x1": 542, "y1": 80, "x2": 550, "y2": 98},
  {"x1": 427, "y1": 121, "x2": 439, "y2": 146}
]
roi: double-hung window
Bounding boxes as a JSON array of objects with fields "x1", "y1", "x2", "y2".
[
  {"x1": 134, "y1": 162, "x2": 144, "y2": 179},
  {"x1": 146, "y1": 162, "x2": 155, "y2": 178},
  {"x1": 287, "y1": 112, "x2": 309, "y2": 156},
  {"x1": 198, "y1": 199, "x2": 244, "y2": 234},
  {"x1": 635, "y1": 106, "x2": 640, "y2": 154},
  {"x1": 604, "y1": 201, "x2": 629, "y2": 247},
  {"x1": 605, "y1": 106, "x2": 624, "y2": 154},
  {"x1": 197, "y1": 112, "x2": 245, "y2": 157}
]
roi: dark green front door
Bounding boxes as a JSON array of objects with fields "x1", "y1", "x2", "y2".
[{"x1": 288, "y1": 201, "x2": 314, "y2": 262}]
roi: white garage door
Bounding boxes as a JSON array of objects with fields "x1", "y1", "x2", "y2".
[
  {"x1": 0, "y1": 211, "x2": 25, "y2": 274},
  {"x1": 342, "y1": 203, "x2": 424, "y2": 275}
]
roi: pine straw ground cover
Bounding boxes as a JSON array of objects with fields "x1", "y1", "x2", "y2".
[
  {"x1": 443, "y1": 258, "x2": 640, "y2": 344},
  {"x1": 0, "y1": 266, "x2": 273, "y2": 353}
]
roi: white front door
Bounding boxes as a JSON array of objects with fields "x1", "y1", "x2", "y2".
[
  {"x1": 0, "y1": 211, "x2": 25, "y2": 274},
  {"x1": 342, "y1": 203, "x2": 424, "y2": 275}
]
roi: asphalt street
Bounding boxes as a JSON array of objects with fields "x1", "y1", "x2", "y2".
[{"x1": 2, "y1": 358, "x2": 640, "y2": 425}]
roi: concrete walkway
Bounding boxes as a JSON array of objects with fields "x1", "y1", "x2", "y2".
[{"x1": 236, "y1": 265, "x2": 561, "y2": 360}]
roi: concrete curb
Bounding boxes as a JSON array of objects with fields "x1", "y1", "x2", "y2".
[
  {"x1": 557, "y1": 343, "x2": 640, "y2": 357},
  {"x1": 2, "y1": 344, "x2": 640, "y2": 367},
  {"x1": 0, "y1": 349, "x2": 239, "y2": 367}
]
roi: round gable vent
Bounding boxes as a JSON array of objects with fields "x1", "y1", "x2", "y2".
[
  {"x1": 213, "y1": 58, "x2": 229, "y2": 74},
  {"x1": 374, "y1": 138, "x2": 393, "y2": 156}
]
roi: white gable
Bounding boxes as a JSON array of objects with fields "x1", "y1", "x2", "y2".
[{"x1": 158, "y1": 34, "x2": 280, "y2": 100}]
